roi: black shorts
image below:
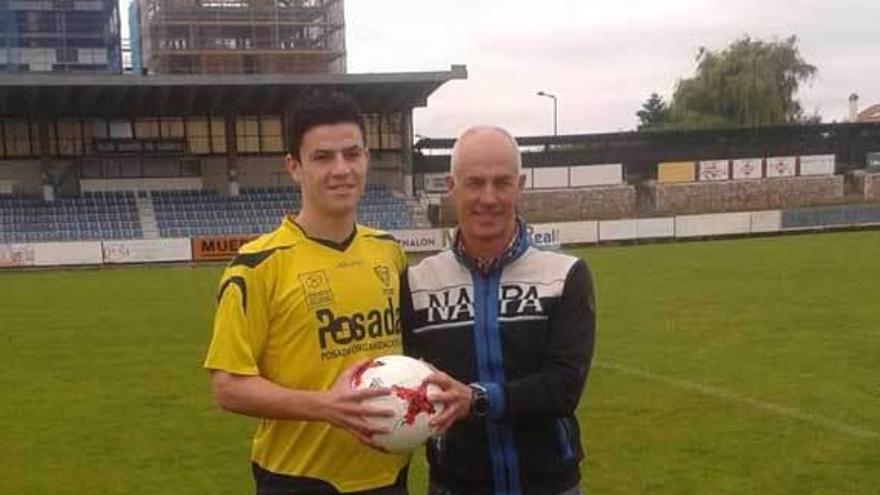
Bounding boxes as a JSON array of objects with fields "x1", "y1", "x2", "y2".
[{"x1": 252, "y1": 463, "x2": 408, "y2": 495}]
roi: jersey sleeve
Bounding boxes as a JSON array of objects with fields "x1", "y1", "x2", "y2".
[
  {"x1": 394, "y1": 240, "x2": 407, "y2": 274},
  {"x1": 203, "y1": 263, "x2": 271, "y2": 376}
]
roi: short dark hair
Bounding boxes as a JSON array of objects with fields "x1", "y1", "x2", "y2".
[{"x1": 289, "y1": 92, "x2": 366, "y2": 160}]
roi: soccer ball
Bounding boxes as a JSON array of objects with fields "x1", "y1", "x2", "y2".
[{"x1": 351, "y1": 355, "x2": 444, "y2": 454}]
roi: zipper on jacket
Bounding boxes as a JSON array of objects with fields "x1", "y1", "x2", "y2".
[
  {"x1": 477, "y1": 270, "x2": 516, "y2": 495},
  {"x1": 483, "y1": 272, "x2": 493, "y2": 377}
]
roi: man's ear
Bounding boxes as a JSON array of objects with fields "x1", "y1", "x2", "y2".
[{"x1": 286, "y1": 153, "x2": 301, "y2": 184}]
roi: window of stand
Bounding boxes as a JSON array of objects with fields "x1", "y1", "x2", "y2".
[
  {"x1": 1, "y1": 121, "x2": 33, "y2": 157},
  {"x1": 55, "y1": 120, "x2": 86, "y2": 156},
  {"x1": 236, "y1": 116, "x2": 260, "y2": 153},
  {"x1": 362, "y1": 112, "x2": 402, "y2": 151},
  {"x1": 186, "y1": 118, "x2": 211, "y2": 155},
  {"x1": 210, "y1": 117, "x2": 227, "y2": 153},
  {"x1": 0, "y1": 115, "x2": 289, "y2": 158},
  {"x1": 160, "y1": 118, "x2": 184, "y2": 140},
  {"x1": 260, "y1": 117, "x2": 284, "y2": 153},
  {"x1": 134, "y1": 118, "x2": 160, "y2": 140},
  {"x1": 363, "y1": 113, "x2": 382, "y2": 151},
  {"x1": 380, "y1": 113, "x2": 402, "y2": 150},
  {"x1": 237, "y1": 116, "x2": 283, "y2": 154}
]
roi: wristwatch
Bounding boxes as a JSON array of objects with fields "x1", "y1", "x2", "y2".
[{"x1": 469, "y1": 383, "x2": 490, "y2": 418}]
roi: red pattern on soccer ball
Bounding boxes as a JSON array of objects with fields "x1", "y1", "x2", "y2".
[
  {"x1": 351, "y1": 360, "x2": 385, "y2": 388},
  {"x1": 392, "y1": 382, "x2": 436, "y2": 425}
]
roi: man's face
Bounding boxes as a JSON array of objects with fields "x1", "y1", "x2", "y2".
[
  {"x1": 286, "y1": 122, "x2": 368, "y2": 218},
  {"x1": 447, "y1": 131, "x2": 525, "y2": 243}
]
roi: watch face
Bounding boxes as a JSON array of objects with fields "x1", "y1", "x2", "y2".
[
  {"x1": 470, "y1": 385, "x2": 490, "y2": 417},
  {"x1": 475, "y1": 397, "x2": 489, "y2": 415}
]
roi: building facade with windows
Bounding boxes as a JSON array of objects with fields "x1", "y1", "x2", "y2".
[{"x1": 0, "y1": 0, "x2": 121, "y2": 73}]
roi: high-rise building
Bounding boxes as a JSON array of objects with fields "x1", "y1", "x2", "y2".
[
  {"x1": 131, "y1": 0, "x2": 346, "y2": 75},
  {"x1": 0, "y1": 0, "x2": 122, "y2": 73}
]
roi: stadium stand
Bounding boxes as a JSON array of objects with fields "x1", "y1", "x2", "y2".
[
  {"x1": 0, "y1": 191, "x2": 141, "y2": 243},
  {"x1": 152, "y1": 184, "x2": 412, "y2": 238},
  {"x1": 0, "y1": 184, "x2": 413, "y2": 243}
]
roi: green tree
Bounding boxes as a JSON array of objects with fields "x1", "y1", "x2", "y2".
[
  {"x1": 643, "y1": 35, "x2": 818, "y2": 130},
  {"x1": 636, "y1": 93, "x2": 670, "y2": 130}
]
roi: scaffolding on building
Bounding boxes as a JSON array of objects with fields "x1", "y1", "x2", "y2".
[{"x1": 135, "y1": 0, "x2": 346, "y2": 74}]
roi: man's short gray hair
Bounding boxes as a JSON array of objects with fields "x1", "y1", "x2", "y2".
[{"x1": 449, "y1": 126, "x2": 522, "y2": 177}]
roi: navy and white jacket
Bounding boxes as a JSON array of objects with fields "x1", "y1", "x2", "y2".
[{"x1": 401, "y1": 221, "x2": 596, "y2": 495}]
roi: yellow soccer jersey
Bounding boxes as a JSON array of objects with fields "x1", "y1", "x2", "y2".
[{"x1": 203, "y1": 217, "x2": 408, "y2": 492}]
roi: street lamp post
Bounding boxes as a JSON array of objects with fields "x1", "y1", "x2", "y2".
[{"x1": 536, "y1": 91, "x2": 558, "y2": 135}]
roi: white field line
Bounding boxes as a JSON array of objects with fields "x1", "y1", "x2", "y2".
[{"x1": 594, "y1": 361, "x2": 879, "y2": 440}]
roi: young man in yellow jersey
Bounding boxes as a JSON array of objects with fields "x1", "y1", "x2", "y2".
[{"x1": 204, "y1": 93, "x2": 410, "y2": 495}]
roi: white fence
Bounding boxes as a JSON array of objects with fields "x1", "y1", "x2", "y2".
[
  {"x1": 425, "y1": 164, "x2": 625, "y2": 192},
  {"x1": 102, "y1": 238, "x2": 192, "y2": 264},
  {"x1": 1, "y1": 210, "x2": 793, "y2": 269}
]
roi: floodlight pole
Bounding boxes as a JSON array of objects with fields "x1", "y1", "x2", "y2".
[{"x1": 536, "y1": 91, "x2": 558, "y2": 135}]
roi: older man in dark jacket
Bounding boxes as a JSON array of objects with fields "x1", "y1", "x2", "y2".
[{"x1": 401, "y1": 126, "x2": 596, "y2": 495}]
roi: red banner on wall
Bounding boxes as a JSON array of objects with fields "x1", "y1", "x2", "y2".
[{"x1": 191, "y1": 235, "x2": 258, "y2": 261}]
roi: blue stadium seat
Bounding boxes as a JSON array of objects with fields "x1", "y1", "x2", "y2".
[{"x1": 0, "y1": 192, "x2": 142, "y2": 242}]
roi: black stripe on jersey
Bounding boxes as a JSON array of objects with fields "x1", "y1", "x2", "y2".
[
  {"x1": 363, "y1": 233, "x2": 398, "y2": 242},
  {"x1": 218, "y1": 276, "x2": 247, "y2": 313},
  {"x1": 229, "y1": 246, "x2": 292, "y2": 269}
]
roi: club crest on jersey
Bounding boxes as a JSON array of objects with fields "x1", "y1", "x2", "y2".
[
  {"x1": 374, "y1": 264, "x2": 391, "y2": 287},
  {"x1": 374, "y1": 263, "x2": 395, "y2": 296},
  {"x1": 298, "y1": 270, "x2": 335, "y2": 308}
]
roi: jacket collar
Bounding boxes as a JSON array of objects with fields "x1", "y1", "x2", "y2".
[{"x1": 452, "y1": 217, "x2": 530, "y2": 275}]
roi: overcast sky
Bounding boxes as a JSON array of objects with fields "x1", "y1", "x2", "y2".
[{"x1": 122, "y1": 0, "x2": 880, "y2": 138}]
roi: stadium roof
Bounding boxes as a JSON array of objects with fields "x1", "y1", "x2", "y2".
[
  {"x1": 413, "y1": 121, "x2": 880, "y2": 175},
  {"x1": 414, "y1": 121, "x2": 880, "y2": 150},
  {"x1": 0, "y1": 65, "x2": 467, "y2": 117}
]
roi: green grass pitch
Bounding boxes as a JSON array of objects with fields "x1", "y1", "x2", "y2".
[{"x1": 1, "y1": 230, "x2": 878, "y2": 494}]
